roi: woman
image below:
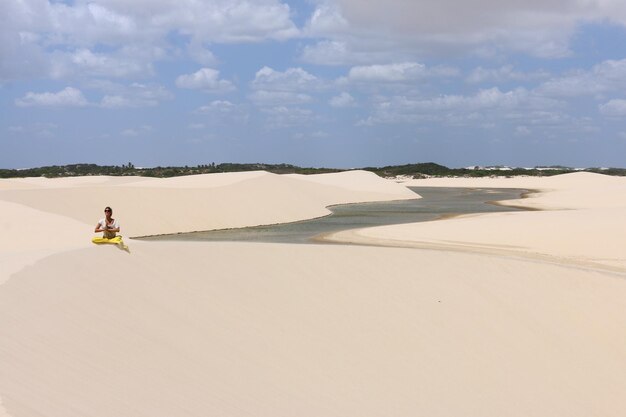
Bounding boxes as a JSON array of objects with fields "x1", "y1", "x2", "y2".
[{"x1": 94, "y1": 206, "x2": 120, "y2": 240}]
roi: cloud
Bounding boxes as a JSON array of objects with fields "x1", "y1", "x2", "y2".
[
  {"x1": 260, "y1": 106, "x2": 314, "y2": 128},
  {"x1": 0, "y1": 0, "x2": 299, "y2": 81},
  {"x1": 466, "y1": 65, "x2": 550, "y2": 84},
  {"x1": 360, "y1": 87, "x2": 562, "y2": 125},
  {"x1": 301, "y1": 39, "x2": 408, "y2": 66},
  {"x1": 251, "y1": 66, "x2": 322, "y2": 92},
  {"x1": 599, "y1": 99, "x2": 626, "y2": 117},
  {"x1": 46, "y1": 0, "x2": 298, "y2": 45},
  {"x1": 99, "y1": 82, "x2": 173, "y2": 108},
  {"x1": 348, "y1": 63, "x2": 426, "y2": 82},
  {"x1": 121, "y1": 128, "x2": 140, "y2": 137},
  {"x1": 248, "y1": 90, "x2": 313, "y2": 106},
  {"x1": 120, "y1": 125, "x2": 152, "y2": 137},
  {"x1": 15, "y1": 87, "x2": 88, "y2": 107},
  {"x1": 194, "y1": 100, "x2": 249, "y2": 124},
  {"x1": 49, "y1": 46, "x2": 163, "y2": 79},
  {"x1": 187, "y1": 41, "x2": 217, "y2": 66},
  {"x1": 346, "y1": 62, "x2": 457, "y2": 83},
  {"x1": 412, "y1": 88, "x2": 548, "y2": 111},
  {"x1": 538, "y1": 59, "x2": 626, "y2": 97},
  {"x1": 301, "y1": 0, "x2": 626, "y2": 65},
  {"x1": 292, "y1": 130, "x2": 330, "y2": 140},
  {"x1": 175, "y1": 68, "x2": 235, "y2": 93},
  {"x1": 329, "y1": 92, "x2": 356, "y2": 107},
  {"x1": 515, "y1": 125, "x2": 532, "y2": 136},
  {"x1": 195, "y1": 100, "x2": 237, "y2": 114},
  {"x1": 5, "y1": 122, "x2": 58, "y2": 138},
  {"x1": 304, "y1": 1, "x2": 349, "y2": 36},
  {"x1": 140, "y1": 0, "x2": 299, "y2": 43}
]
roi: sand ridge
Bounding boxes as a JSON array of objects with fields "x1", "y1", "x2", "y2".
[
  {"x1": 0, "y1": 170, "x2": 416, "y2": 239},
  {"x1": 328, "y1": 172, "x2": 626, "y2": 272},
  {"x1": 2, "y1": 243, "x2": 626, "y2": 416}
]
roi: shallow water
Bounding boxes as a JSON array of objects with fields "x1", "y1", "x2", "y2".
[{"x1": 139, "y1": 187, "x2": 527, "y2": 244}]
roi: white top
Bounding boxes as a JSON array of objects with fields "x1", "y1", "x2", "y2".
[{"x1": 98, "y1": 218, "x2": 120, "y2": 238}]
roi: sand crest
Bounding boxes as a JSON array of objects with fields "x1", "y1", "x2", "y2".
[{"x1": 328, "y1": 172, "x2": 626, "y2": 272}]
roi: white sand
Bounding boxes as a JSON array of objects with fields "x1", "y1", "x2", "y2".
[
  {"x1": 330, "y1": 172, "x2": 626, "y2": 272},
  {"x1": 1, "y1": 171, "x2": 626, "y2": 416},
  {"x1": 0, "y1": 170, "x2": 416, "y2": 237}
]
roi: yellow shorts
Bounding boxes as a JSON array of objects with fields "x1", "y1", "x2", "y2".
[{"x1": 92, "y1": 236, "x2": 124, "y2": 245}]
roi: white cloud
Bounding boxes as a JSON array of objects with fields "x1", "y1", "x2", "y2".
[
  {"x1": 6, "y1": 122, "x2": 58, "y2": 138},
  {"x1": 467, "y1": 65, "x2": 550, "y2": 84},
  {"x1": 301, "y1": 39, "x2": 406, "y2": 66},
  {"x1": 251, "y1": 66, "x2": 321, "y2": 92},
  {"x1": 99, "y1": 82, "x2": 172, "y2": 108},
  {"x1": 304, "y1": 1, "x2": 349, "y2": 36},
  {"x1": 599, "y1": 99, "x2": 626, "y2": 117},
  {"x1": 175, "y1": 68, "x2": 235, "y2": 93},
  {"x1": 195, "y1": 100, "x2": 237, "y2": 114},
  {"x1": 0, "y1": 0, "x2": 299, "y2": 81},
  {"x1": 120, "y1": 125, "x2": 152, "y2": 137},
  {"x1": 348, "y1": 63, "x2": 426, "y2": 82},
  {"x1": 249, "y1": 90, "x2": 313, "y2": 106},
  {"x1": 300, "y1": 40, "x2": 351, "y2": 66},
  {"x1": 187, "y1": 41, "x2": 217, "y2": 66},
  {"x1": 15, "y1": 87, "x2": 88, "y2": 107},
  {"x1": 48, "y1": 2, "x2": 140, "y2": 46},
  {"x1": 194, "y1": 100, "x2": 249, "y2": 124},
  {"x1": 361, "y1": 87, "x2": 561, "y2": 125},
  {"x1": 301, "y1": 0, "x2": 626, "y2": 65},
  {"x1": 48, "y1": 0, "x2": 299, "y2": 45},
  {"x1": 121, "y1": 128, "x2": 140, "y2": 137},
  {"x1": 329, "y1": 92, "x2": 356, "y2": 107},
  {"x1": 311, "y1": 130, "x2": 329, "y2": 138},
  {"x1": 345, "y1": 62, "x2": 457, "y2": 83},
  {"x1": 148, "y1": 0, "x2": 299, "y2": 43},
  {"x1": 416, "y1": 88, "x2": 549, "y2": 111},
  {"x1": 292, "y1": 130, "x2": 330, "y2": 140},
  {"x1": 538, "y1": 59, "x2": 626, "y2": 97},
  {"x1": 49, "y1": 46, "x2": 163, "y2": 79},
  {"x1": 515, "y1": 125, "x2": 532, "y2": 136},
  {"x1": 261, "y1": 106, "x2": 314, "y2": 128}
]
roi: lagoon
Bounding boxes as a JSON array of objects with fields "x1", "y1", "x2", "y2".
[{"x1": 138, "y1": 187, "x2": 527, "y2": 244}]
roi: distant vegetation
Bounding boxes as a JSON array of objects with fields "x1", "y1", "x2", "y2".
[
  {"x1": 1, "y1": 162, "x2": 624, "y2": 179},
  {"x1": 364, "y1": 163, "x2": 626, "y2": 178},
  {"x1": 0, "y1": 163, "x2": 340, "y2": 179}
]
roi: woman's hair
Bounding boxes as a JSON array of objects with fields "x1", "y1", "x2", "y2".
[{"x1": 104, "y1": 206, "x2": 112, "y2": 212}]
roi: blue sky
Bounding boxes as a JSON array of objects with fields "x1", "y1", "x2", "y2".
[{"x1": 2, "y1": 0, "x2": 626, "y2": 169}]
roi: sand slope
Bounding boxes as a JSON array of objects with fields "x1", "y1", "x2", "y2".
[
  {"x1": 1, "y1": 243, "x2": 626, "y2": 417},
  {"x1": 0, "y1": 170, "x2": 416, "y2": 238},
  {"x1": 331, "y1": 172, "x2": 626, "y2": 272}
]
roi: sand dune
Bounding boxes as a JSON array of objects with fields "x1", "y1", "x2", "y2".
[
  {"x1": 330, "y1": 172, "x2": 626, "y2": 271},
  {"x1": 1, "y1": 171, "x2": 626, "y2": 416},
  {"x1": 0, "y1": 170, "x2": 415, "y2": 238},
  {"x1": 2, "y1": 243, "x2": 626, "y2": 417}
]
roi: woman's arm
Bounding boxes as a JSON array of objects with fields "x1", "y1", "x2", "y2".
[
  {"x1": 94, "y1": 223, "x2": 104, "y2": 233},
  {"x1": 109, "y1": 221, "x2": 120, "y2": 233}
]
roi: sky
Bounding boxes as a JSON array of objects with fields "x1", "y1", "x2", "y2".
[{"x1": 2, "y1": 0, "x2": 626, "y2": 169}]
